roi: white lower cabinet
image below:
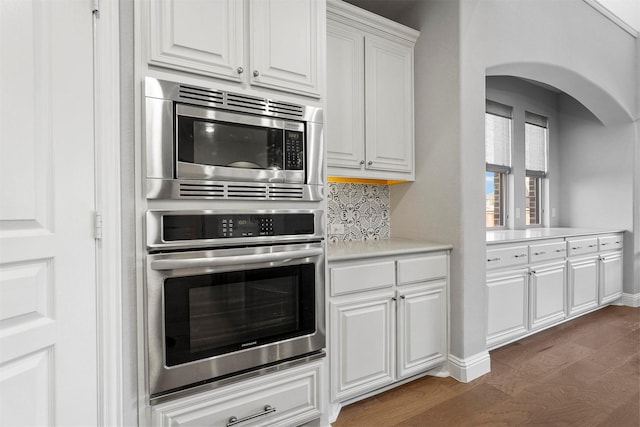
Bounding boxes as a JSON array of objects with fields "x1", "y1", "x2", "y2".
[
  {"x1": 329, "y1": 251, "x2": 449, "y2": 405},
  {"x1": 151, "y1": 362, "x2": 322, "y2": 427},
  {"x1": 567, "y1": 255, "x2": 599, "y2": 317},
  {"x1": 486, "y1": 268, "x2": 529, "y2": 348},
  {"x1": 599, "y1": 250, "x2": 623, "y2": 304},
  {"x1": 529, "y1": 261, "x2": 567, "y2": 331},
  {"x1": 487, "y1": 232, "x2": 624, "y2": 349}
]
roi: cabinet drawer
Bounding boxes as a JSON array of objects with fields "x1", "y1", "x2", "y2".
[
  {"x1": 529, "y1": 241, "x2": 567, "y2": 263},
  {"x1": 331, "y1": 261, "x2": 395, "y2": 296},
  {"x1": 153, "y1": 363, "x2": 321, "y2": 427},
  {"x1": 567, "y1": 237, "x2": 598, "y2": 257},
  {"x1": 486, "y1": 245, "x2": 529, "y2": 269},
  {"x1": 599, "y1": 234, "x2": 623, "y2": 251},
  {"x1": 397, "y1": 253, "x2": 447, "y2": 285}
]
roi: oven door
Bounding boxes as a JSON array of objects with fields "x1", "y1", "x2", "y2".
[
  {"x1": 175, "y1": 104, "x2": 305, "y2": 184},
  {"x1": 145, "y1": 241, "x2": 325, "y2": 397}
]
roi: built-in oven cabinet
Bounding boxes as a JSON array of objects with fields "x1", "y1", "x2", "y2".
[
  {"x1": 326, "y1": 0, "x2": 419, "y2": 181},
  {"x1": 151, "y1": 361, "x2": 322, "y2": 427},
  {"x1": 328, "y1": 251, "x2": 448, "y2": 405},
  {"x1": 144, "y1": 0, "x2": 323, "y2": 98}
]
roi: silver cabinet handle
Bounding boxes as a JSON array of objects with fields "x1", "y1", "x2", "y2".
[
  {"x1": 514, "y1": 254, "x2": 527, "y2": 258},
  {"x1": 533, "y1": 251, "x2": 546, "y2": 256},
  {"x1": 359, "y1": 160, "x2": 365, "y2": 165},
  {"x1": 572, "y1": 246, "x2": 582, "y2": 250},
  {"x1": 588, "y1": 244, "x2": 597, "y2": 248},
  {"x1": 400, "y1": 295, "x2": 406, "y2": 299},
  {"x1": 601, "y1": 242, "x2": 609, "y2": 246},
  {"x1": 555, "y1": 248, "x2": 566, "y2": 252},
  {"x1": 367, "y1": 160, "x2": 373, "y2": 166},
  {"x1": 237, "y1": 66, "x2": 244, "y2": 74},
  {"x1": 151, "y1": 248, "x2": 323, "y2": 271},
  {"x1": 227, "y1": 405, "x2": 276, "y2": 427},
  {"x1": 253, "y1": 70, "x2": 260, "y2": 77},
  {"x1": 487, "y1": 257, "x2": 501, "y2": 262}
]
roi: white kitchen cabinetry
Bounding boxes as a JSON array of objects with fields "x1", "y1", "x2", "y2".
[
  {"x1": 329, "y1": 251, "x2": 448, "y2": 404},
  {"x1": 487, "y1": 231, "x2": 624, "y2": 349},
  {"x1": 146, "y1": 0, "x2": 322, "y2": 98},
  {"x1": 486, "y1": 268, "x2": 529, "y2": 348},
  {"x1": 327, "y1": 0, "x2": 419, "y2": 181},
  {"x1": 151, "y1": 362, "x2": 322, "y2": 427}
]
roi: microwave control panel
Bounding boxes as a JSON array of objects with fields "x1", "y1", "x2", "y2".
[
  {"x1": 162, "y1": 213, "x2": 315, "y2": 241},
  {"x1": 284, "y1": 130, "x2": 304, "y2": 170}
]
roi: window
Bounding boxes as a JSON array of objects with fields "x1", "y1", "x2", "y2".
[
  {"x1": 485, "y1": 100, "x2": 512, "y2": 228},
  {"x1": 524, "y1": 112, "x2": 548, "y2": 226}
]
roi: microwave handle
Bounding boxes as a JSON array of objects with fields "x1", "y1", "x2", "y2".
[{"x1": 150, "y1": 247, "x2": 323, "y2": 271}]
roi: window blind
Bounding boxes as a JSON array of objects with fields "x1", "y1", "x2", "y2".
[
  {"x1": 485, "y1": 100, "x2": 512, "y2": 172},
  {"x1": 525, "y1": 111, "x2": 548, "y2": 176}
]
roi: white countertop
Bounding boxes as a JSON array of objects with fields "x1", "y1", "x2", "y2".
[
  {"x1": 328, "y1": 237, "x2": 452, "y2": 262},
  {"x1": 486, "y1": 227, "x2": 624, "y2": 244}
]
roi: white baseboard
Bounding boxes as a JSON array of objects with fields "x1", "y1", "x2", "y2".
[
  {"x1": 620, "y1": 292, "x2": 640, "y2": 307},
  {"x1": 448, "y1": 351, "x2": 491, "y2": 383}
]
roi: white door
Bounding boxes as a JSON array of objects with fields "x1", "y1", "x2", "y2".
[
  {"x1": 0, "y1": 1, "x2": 97, "y2": 425},
  {"x1": 567, "y1": 256, "x2": 599, "y2": 316},
  {"x1": 599, "y1": 252, "x2": 623, "y2": 304},
  {"x1": 486, "y1": 268, "x2": 529, "y2": 348},
  {"x1": 529, "y1": 262, "x2": 566, "y2": 330}
]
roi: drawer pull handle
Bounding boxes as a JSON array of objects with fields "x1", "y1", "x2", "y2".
[
  {"x1": 555, "y1": 248, "x2": 566, "y2": 252},
  {"x1": 487, "y1": 257, "x2": 501, "y2": 262},
  {"x1": 588, "y1": 244, "x2": 597, "y2": 248},
  {"x1": 572, "y1": 246, "x2": 582, "y2": 250},
  {"x1": 514, "y1": 254, "x2": 527, "y2": 258},
  {"x1": 615, "y1": 241, "x2": 620, "y2": 244},
  {"x1": 227, "y1": 405, "x2": 276, "y2": 427},
  {"x1": 601, "y1": 242, "x2": 609, "y2": 246},
  {"x1": 533, "y1": 251, "x2": 546, "y2": 256}
]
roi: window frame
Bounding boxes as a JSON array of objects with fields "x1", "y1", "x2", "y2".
[
  {"x1": 524, "y1": 113, "x2": 549, "y2": 228},
  {"x1": 486, "y1": 166, "x2": 508, "y2": 229}
]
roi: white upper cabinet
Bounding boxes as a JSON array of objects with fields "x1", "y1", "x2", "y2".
[
  {"x1": 147, "y1": 0, "x2": 323, "y2": 98},
  {"x1": 327, "y1": 0, "x2": 419, "y2": 181}
]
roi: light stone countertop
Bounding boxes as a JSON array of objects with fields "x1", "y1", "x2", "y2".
[
  {"x1": 328, "y1": 237, "x2": 453, "y2": 262},
  {"x1": 486, "y1": 227, "x2": 624, "y2": 245}
]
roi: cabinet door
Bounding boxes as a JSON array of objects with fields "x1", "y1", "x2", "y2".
[
  {"x1": 567, "y1": 257, "x2": 599, "y2": 316},
  {"x1": 330, "y1": 294, "x2": 395, "y2": 402},
  {"x1": 147, "y1": 0, "x2": 244, "y2": 81},
  {"x1": 397, "y1": 282, "x2": 447, "y2": 379},
  {"x1": 364, "y1": 34, "x2": 414, "y2": 174},
  {"x1": 529, "y1": 262, "x2": 566, "y2": 331},
  {"x1": 326, "y1": 20, "x2": 365, "y2": 171},
  {"x1": 599, "y1": 252, "x2": 623, "y2": 304},
  {"x1": 249, "y1": 0, "x2": 322, "y2": 97},
  {"x1": 486, "y1": 269, "x2": 528, "y2": 348}
]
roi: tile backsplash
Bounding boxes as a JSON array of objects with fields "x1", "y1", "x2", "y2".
[{"x1": 327, "y1": 182, "x2": 390, "y2": 242}]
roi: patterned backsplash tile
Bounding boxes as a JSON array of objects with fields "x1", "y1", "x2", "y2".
[{"x1": 327, "y1": 182, "x2": 390, "y2": 242}]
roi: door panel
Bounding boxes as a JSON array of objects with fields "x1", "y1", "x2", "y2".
[{"x1": 0, "y1": 0, "x2": 97, "y2": 425}]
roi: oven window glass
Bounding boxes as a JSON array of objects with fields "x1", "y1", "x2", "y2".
[
  {"x1": 177, "y1": 116, "x2": 284, "y2": 170},
  {"x1": 163, "y1": 264, "x2": 315, "y2": 366}
]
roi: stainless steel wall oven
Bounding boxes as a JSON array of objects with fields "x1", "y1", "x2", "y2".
[{"x1": 144, "y1": 210, "x2": 325, "y2": 400}]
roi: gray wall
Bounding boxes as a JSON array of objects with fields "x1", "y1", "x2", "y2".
[{"x1": 392, "y1": 0, "x2": 638, "y2": 366}]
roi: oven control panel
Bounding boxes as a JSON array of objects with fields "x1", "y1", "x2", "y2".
[{"x1": 161, "y1": 213, "x2": 315, "y2": 241}]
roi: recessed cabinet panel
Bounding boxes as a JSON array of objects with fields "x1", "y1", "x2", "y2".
[
  {"x1": 486, "y1": 245, "x2": 529, "y2": 270},
  {"x1": 330, "y1": 296, "x2": 395, "y2": 401},
  {"x1": 599, "y1": 252, "x2": 623, "y2": 304},
  {"x1": 529, "y1": 240, "x2": 566, "y2": 263},
  {"x1": 330, "y1": 261, "x2": 395, "y2": 296},
  {"x1": 529, "y1": 262, "x2": 566, "y2": 330},
  {"x1": 567, "y1": 257, "x2": 599, "y2": 316},
  {"x1": 397, "y1": 282, "x2": 446, "y2": 379},
  {"x1": 364, "y1": 35, "x2": 414, "y2": 173},
  {"x1": 326, "y1": 21, "x2": 365, "y2": 170},
  {"x1": 397, "y1": 254, "x2": 448, "y2": 285},
  {"x1": 249, "y1": 0, "x2": 321, "y2": 98},
  {"x1": 148, "y1": 0, "x2": 244, "y2": 81},
  {"x1": 486, "y1": 269, "x2": 528, "y2": 348},
  {"x1": 566, "y1": 237, "x2": 598, "y2": 257}
]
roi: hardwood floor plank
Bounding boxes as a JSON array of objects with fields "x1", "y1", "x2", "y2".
[{"x1": 332, "y1": 306, "x2": 640, "y2": 427}]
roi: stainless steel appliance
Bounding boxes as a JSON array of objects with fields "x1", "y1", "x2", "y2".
[
  {"x1": 144, "y1": 77, "x2": 324, "y2": 201},
  {"x1": 144, "y1": 210, "x2": 325, "y2": 400}
]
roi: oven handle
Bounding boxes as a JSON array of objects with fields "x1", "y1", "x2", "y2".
[{"x1": 150, "y1": 247, "x2": 323, "y2": 271}]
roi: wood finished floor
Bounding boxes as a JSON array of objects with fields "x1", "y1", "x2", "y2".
[{"x1": 332, "y1": 305, "x2": 640, "y2": 427}]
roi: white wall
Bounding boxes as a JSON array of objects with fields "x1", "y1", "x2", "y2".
[{"x1": 392, "y1": 0, "x2": 638, "y2": 369}]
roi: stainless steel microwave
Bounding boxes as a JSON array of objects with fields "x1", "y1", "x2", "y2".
[{"x1": 144, "y1": 77, "x2": 324, "y2": 201}]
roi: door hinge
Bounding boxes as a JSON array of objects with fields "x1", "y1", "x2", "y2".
[
  {"x1": 94, "y1": 211, "x2": 103, "y2": 240},
  {"x1": 92, "y1": 0, "x2": 100, "y2": 18}
]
